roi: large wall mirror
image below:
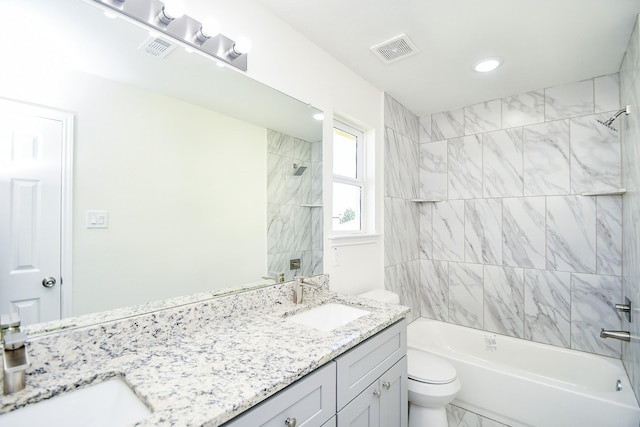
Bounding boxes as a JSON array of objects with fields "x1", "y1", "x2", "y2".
[{"x1": 0, "y1": 0, "x2": 323, "y2": 325}]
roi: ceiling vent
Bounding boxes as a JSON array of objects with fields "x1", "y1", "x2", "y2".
[
  {"x1": 139, "y1": 36, "x2": 177, "y2": 59},
  {"x1": 370, "y1": 34, "x2": 419, "y2": 64}
]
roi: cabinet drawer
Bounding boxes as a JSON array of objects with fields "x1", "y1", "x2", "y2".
[
  {"x1": 224, "y1": 362, "x2": 337, "y2": 427},
  {"x1": 335, "y1": 320, "x2": 406, "y2": 410}
]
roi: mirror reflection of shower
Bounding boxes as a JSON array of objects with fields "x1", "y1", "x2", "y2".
[
  {"x1": 292, "y1": 164, "x2": 307, "y2": 176},
  {"x1": 596, "y1": 105, "x2": 630, "y2": 131}
]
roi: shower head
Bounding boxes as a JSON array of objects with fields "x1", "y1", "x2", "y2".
[
  {"x1": 292, "y1": 164, "x2": 307, "y2": 176},
  {"x1": 596, "y1": 105, "x2": 630, "y2": 132}
]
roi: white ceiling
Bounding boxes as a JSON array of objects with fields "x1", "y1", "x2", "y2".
[{"x1": 257, "y1": 0, "x2": 640, "y2": 116}]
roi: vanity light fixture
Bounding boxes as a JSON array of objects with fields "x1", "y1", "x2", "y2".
[
  {"x1": 473, "y1": 57, "x2": 502, "y2": 73},
  {"x1": 92, "y1": 0, "x2": 250, "y2": 71}
]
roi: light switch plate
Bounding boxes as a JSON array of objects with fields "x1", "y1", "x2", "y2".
[{"x1": 87, "y1": 210, "x2": 108, "y2": 229}]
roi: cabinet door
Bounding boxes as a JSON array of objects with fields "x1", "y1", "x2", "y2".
[
  {"x1": 224, "y1": 362, "x2": 336, "y2": 427},
  {"x1": 336, "y1": 319, "x2": 406, "y2": 410},
  {"x1": 379, "y1": 356, "x2": 407, "y2": 427},
  {"x1": 336, "y1": 382, "x2": 380, "y2": 427},
  {"x1": 322, "y1": 415, "x2": 337, "y2": 427}
]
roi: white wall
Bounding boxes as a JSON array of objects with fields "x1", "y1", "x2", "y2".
[{"x1": 0, "y1": 67, "x2": 267, "y2": 315}]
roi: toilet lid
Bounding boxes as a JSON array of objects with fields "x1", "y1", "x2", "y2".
[{"x1": 407, "y1": 348, "x2": 457, "y2": 384}]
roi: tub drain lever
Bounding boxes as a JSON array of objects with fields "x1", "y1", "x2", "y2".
[{"x1": 615, "y1": 297, "x2": 632, "y2": 322}]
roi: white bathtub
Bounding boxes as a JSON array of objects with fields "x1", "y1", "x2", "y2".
[{"x1": 407, "y1": 318, "x2": 640, "y2": 427}]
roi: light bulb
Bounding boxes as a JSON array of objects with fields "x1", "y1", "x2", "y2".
[
  {"x1": 159, "y1": 0, "x2": 185, "y2": 24},
  {"x1": 233, "y1": 37, "x2": 252, "y2": 55},
  {"x1": 200, "y1": 18, "x2": 220, "y2": 38}
]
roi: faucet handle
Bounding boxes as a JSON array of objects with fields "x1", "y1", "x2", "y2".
[{"x1": 0, "y1": 313, "x2": 20, "y2": 330}]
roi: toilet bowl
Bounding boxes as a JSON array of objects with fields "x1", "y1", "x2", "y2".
[
  {"x1": 357, "y1": 290, "x2": 461, "y2": 427},
  {"x1": 407, "y1": 348, "x2": 461, "y2": 427}
]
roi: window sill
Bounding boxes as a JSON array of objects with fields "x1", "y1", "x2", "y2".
[{"x1": 329, "y1": 233, "x2": 381, "y2": 247}]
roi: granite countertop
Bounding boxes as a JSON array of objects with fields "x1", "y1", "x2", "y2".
[{"x1": 0, "y1": 277, "x2": 409, "y2": 426}]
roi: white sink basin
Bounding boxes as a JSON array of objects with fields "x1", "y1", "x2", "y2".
[
  {"x1": 287, "y1": 303, "x2": 370, "y2": 331},
  {"x1": 0, "y1": 378, "x2": 151, "y2": 427}
]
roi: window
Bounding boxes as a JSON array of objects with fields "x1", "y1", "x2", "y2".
[{"x1": 332, "y1": 121, "x2": 365, "y2": 233}]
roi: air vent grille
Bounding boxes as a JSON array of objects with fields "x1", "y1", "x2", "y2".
[
  {"x1": 139, "y1": 36, "x2": 176, "y2": 58},
  {"x1": 370, "y1": 34, "x2": 419, "y2": 64}
]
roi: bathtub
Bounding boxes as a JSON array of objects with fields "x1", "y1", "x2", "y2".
[{"x1": 407, "y1": 318, "x2": 640, "y2": 427}]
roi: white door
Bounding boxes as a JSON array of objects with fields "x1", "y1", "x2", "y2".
[{"x1": 0, "y1": 101, "x2": 70, "y2": 325}]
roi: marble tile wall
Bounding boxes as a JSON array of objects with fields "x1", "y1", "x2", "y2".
[
  {"x1": 384, "y1": 94, "x2": 421, "y2": 321},
  {"x1": 375, "y1": 75, "x2": 623, "y2": 362},
  {"x1": 417, "y1": 74, "x2": 623, "y2": 358},
  {"x1": 266, "y1": 130, "x2": 323, "y2": 281},
  {"x1": 620, "y1": 14, "x2": 640, "y2": 402}
]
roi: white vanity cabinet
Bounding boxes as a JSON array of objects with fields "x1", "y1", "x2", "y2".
[
  {"x1": 335, "y1": 320, "x2": 407, "y2": 427},
  {"x1": 223, "y1": 362, "x2": 337, "y2": 427}
]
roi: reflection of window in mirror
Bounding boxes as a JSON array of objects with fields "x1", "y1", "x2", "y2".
[{"x1": 332, "y1": 121, "x2": 365, "y2": 233}]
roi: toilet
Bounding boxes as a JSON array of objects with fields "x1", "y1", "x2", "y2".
[{"x1": 358, "y1": 289, "x2": 461, "y2": 427}]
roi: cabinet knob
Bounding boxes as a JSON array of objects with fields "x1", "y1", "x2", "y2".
[
  {"x1": 285, "y1": 417, "x2": 297, "y2": 427},
  {"x1": 373, "y1": 389, "x2": 381, "y2": 398},
  {"x1": 382, "y1": 381, "x2": 391, "y2": 390}
]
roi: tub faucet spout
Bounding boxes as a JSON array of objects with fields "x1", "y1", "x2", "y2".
[{"x1": 600, "y1": 329, "x2": 631, "y2": 342}]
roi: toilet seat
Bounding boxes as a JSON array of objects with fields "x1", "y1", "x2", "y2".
[{"x1": 407, "y1": 348, "x2": 457, "y2": 384}]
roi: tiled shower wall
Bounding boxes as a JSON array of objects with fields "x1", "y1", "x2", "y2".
[
  {"x1": 621, "y1": 14, "x2": 640, "y2": 401},
  {"x1": 266, "y1": 129, "x2": 323, "y2": 281},
  {"x1": 385, "y1": 72, "x2": 625, "y2": 358}
]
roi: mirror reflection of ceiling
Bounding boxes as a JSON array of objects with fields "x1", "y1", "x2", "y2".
[{"x1": 7, "y1": 0, "x2": 322, "y2": 143}]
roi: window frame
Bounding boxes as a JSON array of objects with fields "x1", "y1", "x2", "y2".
[{"x1": 332, "y1": 120, "x2": 366, "y2": 235}]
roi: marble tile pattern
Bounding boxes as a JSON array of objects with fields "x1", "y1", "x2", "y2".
[
  {"x1": 483, "y1": 265, "x2": 524, "y2": 338},
  {"x1": 621, "y1": 16, "x2": 640, "y2": 403},
  {"x1": 384, "y1": 94, "x2": 421, "y2": 319},
  {"x1": 464, "y1": 198, "x2": 502, "y2": 264},
  {"x1": 483, "y1": 128, "x2": 523, "y2": 198},
  {"x1": 267, "y1": 130, "x2": 322, "y2": 281},
  {"x1": 502, "y1": 90, "x2": 544, "y2": 129},
  {"x1": 465, "y1": 99, "x2": 501, "y2": 135},
  {"x1": 448, "y1": 135, "x2": 483, "y2": 199},
  {"x1": 545, "y1": 79, "x2": 594, "y2": 120},
  {"x1": 523, "y1": 120, "x2": 570, "y2": 196},
  {"x1": 502, "y1": 197, "x2": 546, "y2": 269},
  {"x1": 570, "y1": 114, "x2": 622, "y2": 193},
  {"x1": 419, "y1": 140, "x2": 447, "y2": 199},
  {"x1": 446, "y1": 404, "x2": 509, "y2": 427},
  {"x1": 432, "y1": 109, "x2": 464, "y2": 140},
  {"x1": 571, "y1": 273, "x2": 622, "y2": 358},
  {"x1": 448, "y1": 262, "x2": 483, "y2": 329},
  {"x1": 403, "y1": 74, "x2": 624, "y2": 359},
  {"x1": 546, "y1": 195, "x2": 596, "y2": 274},
  {"x1": 1, "y1": 277, "x2": 410, "y2": 426},
  {"x1": 524, "y1": 269, "x2": 571, "y2": 348},
  {"x1": 433, "y1": 200, "x2": 465, "y2": 262}
]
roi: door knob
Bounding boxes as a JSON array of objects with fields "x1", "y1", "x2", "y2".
[
  {"x1": 285, "y1": 418, "x2": 297, "y2": 427},
  {"x1": 42, "y1": 277, "x2": 56, "y2": 288},
  {"x1": 382, "y1": 381, "x2": 391, "y2": 390}
]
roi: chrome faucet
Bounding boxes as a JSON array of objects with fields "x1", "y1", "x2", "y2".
[
  {"x1": 292, "y1": 276, "x2": 321, "y2": 304},
  {"x1": 1, "y1": 313, "x2": 29, "y2": 394},
  {"x1": 600, "y1": 329, "x2": 631, "y2": 342},
  {"x1": 262, "y1": 271, "x2": 285, "y2": 283}
]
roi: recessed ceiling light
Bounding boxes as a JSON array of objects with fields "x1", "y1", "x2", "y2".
[{"x1": 473, "y1": 57, "x2": 502, "y2": 73}]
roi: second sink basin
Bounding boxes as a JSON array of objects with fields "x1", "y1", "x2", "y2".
[
  {"x1": 287, "y1": 303, "x2": 370, "y2": 331},
  {"x1": 0, "y1": 378, "x2": 151, "y2": 427}
]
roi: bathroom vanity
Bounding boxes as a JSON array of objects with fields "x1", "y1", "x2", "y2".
[{"x1": 0, "y1": 277, "x2": 409, "y2": 426}]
